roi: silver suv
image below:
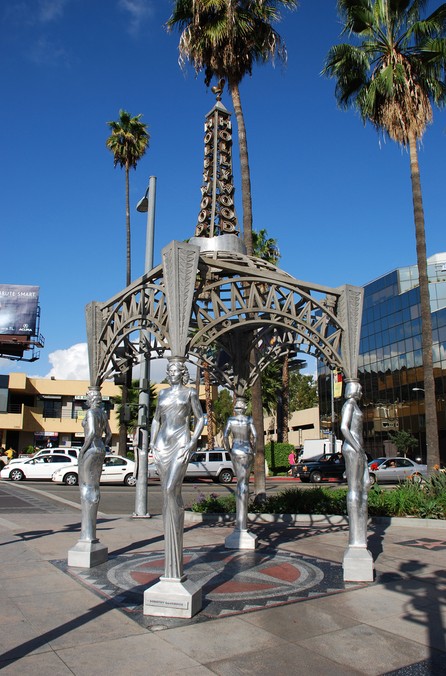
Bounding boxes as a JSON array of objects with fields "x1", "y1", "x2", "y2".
[{"x1": 186, "y1": 449, "x2": 234, "y2": 483}]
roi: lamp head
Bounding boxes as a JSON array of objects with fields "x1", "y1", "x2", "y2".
[{"x1": 136, "y1": 196, "x2": 148, "y2": 213}]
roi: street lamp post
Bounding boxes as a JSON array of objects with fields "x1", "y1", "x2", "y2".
[{"x1": 133, "y1": 176, "x2": 156, "y2": 518}]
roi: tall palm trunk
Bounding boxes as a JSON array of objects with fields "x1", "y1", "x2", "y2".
[
  {"x1": 229, "y1": 80, "x2": 265, "y2": 498},
  {"x1": 119, "y1": 163, "x2": 132, "y2": 456},
  {"x1": 229, "y1": 80, "x2": 253, "y2": 255},
  {"x1": 408, "y1": 132, "x2": 439, "y2": 473},
  {"x1": 204, "y1": 365, "x2": 215, "y2": 450},
  {"x1": 125, "y1": 163, "x2": 131, "y2": 286},
  {"x1": 282, "y1": 353, "x2": 289, "y2": 443}
]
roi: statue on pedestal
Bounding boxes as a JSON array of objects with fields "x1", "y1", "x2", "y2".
[
  {"x1": 79, "y1": 386, "x2": 112, "y2": 542},
  {"x1": 150, "y1": 358, "x2": 205, "y2": 580},
  {"x1": 340, "y1": 380, "x2": 370, "y2": 546},
  {"x1": 341, "y1": 379, "x2": 374, "y2": 580},
  {"x1": 223, "y1": 397, "x2": 258, "y2": 549},
  {"x1": 68, "y1": 386, "x2": 111, "y2": 568}
]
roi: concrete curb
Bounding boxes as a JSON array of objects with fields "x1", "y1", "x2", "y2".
[
  {"x1": 6, "y1": 482, "x2": 445, "y2": 530},
  {"x1": 185, "y1": 511, "x2": 446, "y2": 529}
]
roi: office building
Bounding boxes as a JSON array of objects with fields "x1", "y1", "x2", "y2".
[{"x1": 318, "y1": 253, "x2": 446, "y2": 462}]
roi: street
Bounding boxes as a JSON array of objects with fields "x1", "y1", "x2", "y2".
[{"x1": 0, "y1": 476, "x2": 335, "y2": 516}]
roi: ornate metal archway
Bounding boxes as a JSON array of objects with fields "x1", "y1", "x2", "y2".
[{"x1": 86, "y1": 243, "x2": 362, "y2": 392}]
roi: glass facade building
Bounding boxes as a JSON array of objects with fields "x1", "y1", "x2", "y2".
[{"x1": 318, "y1": 253, "x2": 446, "y2": 463}]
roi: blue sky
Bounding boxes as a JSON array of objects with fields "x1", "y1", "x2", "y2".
[{"x1": 1, "y1": 0, "x2": 445, "y2": 382}]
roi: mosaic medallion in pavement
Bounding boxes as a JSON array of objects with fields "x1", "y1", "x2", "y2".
[{"x1": 53, "y1": 545, "x2": 368, "y2": 630}]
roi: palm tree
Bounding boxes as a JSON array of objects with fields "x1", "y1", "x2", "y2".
[
  {"x1": 167, "y1": 2, "x2": 296, "y2": 500},
  {"x1": 106, "y1": 109, "x2": 149, "y2": 286},
  {"x1": 323, "y1": 0, "x2": 446, "y2": 473},
  {"x1": 106, "y1": 109, "x2": 149, "y2": 454},
  {"x1": 166, "y1": 0, "x2": 297, "y2": 254},
  {"x1": 252, "y1": 228, "x2": 280, "y2": 262}
]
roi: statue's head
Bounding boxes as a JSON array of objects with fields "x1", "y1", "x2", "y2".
[
  {"x1": 344, "y1": 379, "x2": 362, "y2": 401},
  {"x1": 234, "y1": 397, "x2": 247, "y2": 415},
  {"x1": 86, "y1": 386, "x2": 102, "y2": 407},
  {"x1": 166, "y1": 357, "x2": 189, "y2": 385}
]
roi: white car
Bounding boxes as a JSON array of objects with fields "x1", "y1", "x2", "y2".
[
  {"x1": 52, "y1": 455, "x2": 137, "y2": 486},
  {"x1": 1, "y1": 453, "x2": 78, "y2": 482},
  {"x1": 185, "y1": 449, "x2": 234, "y2": 483},
  {"x1": 140, "y1": 450, "x2": 234, "y2": 483},
  {"x1": 8, "y1": 447, "x2": 80, "y2": 466}
]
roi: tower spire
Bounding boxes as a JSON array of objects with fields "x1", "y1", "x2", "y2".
[{"x1": 194, "y1": 79, "x2": 240, "y2": 240}]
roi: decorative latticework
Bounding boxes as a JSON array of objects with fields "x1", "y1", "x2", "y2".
[
  {"x1": 86, "y1": 248, "x2": 362, "y2": 392},
  {"x1": 86, "y1": 266, "x2": 169, "y2": 385}
]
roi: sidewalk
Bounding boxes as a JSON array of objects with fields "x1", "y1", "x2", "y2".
[{"x1": 0, "y1": 481, "x2": 445, "y2": 675}]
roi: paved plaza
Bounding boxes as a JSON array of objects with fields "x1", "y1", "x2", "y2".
[{"x1": 0, "y1": 481, "x2": 445, "y2": 674}]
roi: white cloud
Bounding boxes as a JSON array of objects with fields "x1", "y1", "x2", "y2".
[
  {"x1": 43, "y1": 344, "x2": 195, "y2": 384},
  {"x1": 45, "y1": 343, "x2": 90, "y2": 380},
  {"x1": 39, "y1": 0, "x2": 70, "y2": 23},
  {"x1": 118, "y1": 0, "x2": 154, "y2": 35}
]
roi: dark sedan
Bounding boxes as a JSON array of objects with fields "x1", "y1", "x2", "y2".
[{"x1": 295, "y1": 453, "x2": 345, "y2": 483}]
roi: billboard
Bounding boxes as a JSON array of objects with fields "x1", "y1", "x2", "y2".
[{"x1": 0, "y1": 284, "x2": 40, "y2": 336}]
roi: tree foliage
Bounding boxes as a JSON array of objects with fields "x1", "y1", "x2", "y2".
[
  {"x1": 323, "y1": 1, "x2": 446, "y2": 146},
  {"x1": 213, "y1": 388, "x2": 234, "y2": 433},
  {"x1": 388, "y1": 429, "x2": 418, "y2": 457},
  {"x1": 289, "y1": 371, "x2": 318, "y2": 411},
  {"x1": 252, "y1": 228, "x2": 280, "y2": 264}
]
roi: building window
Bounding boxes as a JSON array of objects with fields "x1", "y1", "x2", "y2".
[{"x1": 43, "y1": 399, "x2": 62, "y2": 418}]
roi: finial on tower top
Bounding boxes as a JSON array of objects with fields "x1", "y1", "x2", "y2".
[{"x1": 211, "y1": 78, "x2": 225, "y2": 102}]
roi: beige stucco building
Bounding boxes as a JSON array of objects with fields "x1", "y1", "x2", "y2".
[
  {"x1": 264, "y1": 406, "x2": 321, "y2": 448},
  {"x1": 0, "y1": 373, "x2": 213, "y2": 455},
  {"x1": 0, "y1": 373, "x2": 121, "y2": 453}
]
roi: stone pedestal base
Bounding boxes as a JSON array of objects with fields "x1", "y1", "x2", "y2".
[
  {"x1": 225, "y1": 528, "x2": 258, "y2": 550},
  {"x1": 144, "y1": 577, "x2": 202, "y2": 618},
  {"x1": 343, "y1": 546, "x2": 374, "y2": 582},
  {"x1": 67, "y1": 540, "x2": 108, "y2": 568}
]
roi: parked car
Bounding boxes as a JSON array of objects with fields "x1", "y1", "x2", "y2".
[
  {"x1": 149, "y1": 449, "x2": 235, "y2": 483},
  {"x1": 368, "y1": 457, "x2": 428, "y2": 485},
  {"x1": 52, "y1": 455, "x2": 137, "y2": 486},
  {"x1": 1, "y1": 453, "x2": 78, "y2": 482},
  {"x1": 147, "y1": 462, "x2": 159, "y2": 480},
  {"x1": 8, "y1": 447, "x2": 80, "y2": 466},
  {"x1": 185, "y1": 449, "x2": 235, "y2": 483},
  {"x1": 295, "y1": 452, "x2": 346, "y2": 483}
]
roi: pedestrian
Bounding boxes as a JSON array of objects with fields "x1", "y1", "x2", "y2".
[{"x1": 288, "y1": 449, "x2": 297, "y2": 477}]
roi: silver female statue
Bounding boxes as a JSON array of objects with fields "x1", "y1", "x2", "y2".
[
  {"x1": 150, "y1": 359, "x2": 204, "y2": 580},
  {"x1": 340, "y1": 380, "x2": 370, "y2": 548},
  {"x1": 79, "y1": 387, "x2": 112, "y2": 542},
  {"x1": 223, "y1": 398, "x2": 257, "y2": 533}
]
